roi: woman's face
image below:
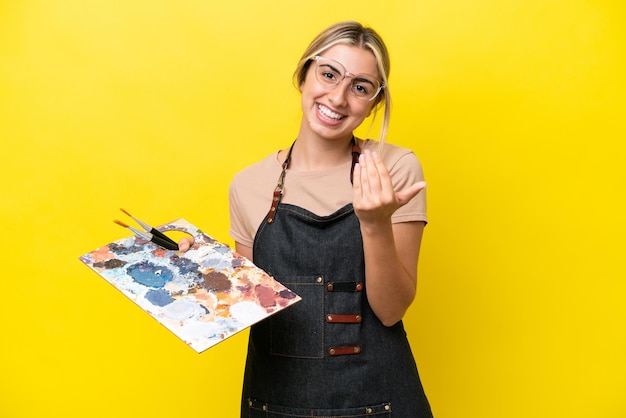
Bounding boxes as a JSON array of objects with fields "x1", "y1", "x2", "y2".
[{"x1": 299, "y1": 44, "x2": 380, "y2": 142}]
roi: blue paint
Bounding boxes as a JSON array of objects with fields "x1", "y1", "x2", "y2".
[
  {"x1": 169, "y1": 255, "x2": 201, "y2": 276},
  {"x1": 109, "y1": 242, "x2": 143, "y2": 256},
  {"x1": 213, "y1": 244, "x2": 229, "y2": 255},
  {"x1": 127, "y1": 261, "x2": 173, "y2": 288},
  {"x1": 145, "y1": 289, "x2": 175, "y2": 307}
]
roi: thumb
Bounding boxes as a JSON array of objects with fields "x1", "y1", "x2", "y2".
[
  {"x1": 178, "y1": 237, "x2": 195, "y2": 252},
  {"x1": 396, "y1": 181, "x2": 427, "y2": 207}
]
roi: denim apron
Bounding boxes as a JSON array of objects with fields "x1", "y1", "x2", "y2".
[{"x1": 240, "y1": 140, "x2": 433, "y2": 417}]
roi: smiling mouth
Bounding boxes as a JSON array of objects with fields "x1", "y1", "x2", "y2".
[{"x1": 317, "y1": 104, "x2": 345, "y2": 121}]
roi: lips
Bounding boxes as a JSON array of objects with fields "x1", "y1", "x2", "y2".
[{"x1": 317, "y1": 103, "x2": 345, "y2": 121}]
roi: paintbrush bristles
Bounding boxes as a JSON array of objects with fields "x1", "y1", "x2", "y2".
[
  {"x1": 119, "y1": 208, "x2": 131, "y2": 217},
  {"x1": 113, "y1": 219, "x2": 129, "y2": 228}
]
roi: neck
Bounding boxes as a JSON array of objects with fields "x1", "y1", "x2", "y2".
[{"x1": 287, "y1": 134, "x2": 355, "y2": 171}]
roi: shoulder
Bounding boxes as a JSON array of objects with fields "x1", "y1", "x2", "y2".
[
  {"x1": 231, "y1": 151, "x2": 282, "y2": 192},
  {"x1": 359, "y1": 139, "x2": 423, "y2": 178},
  {"x1": 229, "y1": 151, "x2": 283, "y2": 217}
]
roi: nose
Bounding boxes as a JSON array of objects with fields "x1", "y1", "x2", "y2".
[{"x1": 328, "y1": 77, "x2": 351, "y2": 106}]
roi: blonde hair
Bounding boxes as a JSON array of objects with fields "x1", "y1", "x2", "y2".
[{"x1": 293, "y1": 21, "x2": 392, "y2": 145}]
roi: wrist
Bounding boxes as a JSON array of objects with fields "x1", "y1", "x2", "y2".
[{"x1": 358, "y1": 217, "x2": 393, "y2": 237}]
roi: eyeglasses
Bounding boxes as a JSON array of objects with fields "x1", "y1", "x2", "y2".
[{"x1": 313, "y1": 56, "x2": 385, "y2": 102}]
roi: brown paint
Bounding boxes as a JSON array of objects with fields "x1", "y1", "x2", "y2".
[{"x1": 202, "y1": 271, "x2": 231, "y2": 292}]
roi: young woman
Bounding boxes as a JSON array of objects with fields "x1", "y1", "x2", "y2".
[{"x1": 183, "y1": 20, "x2": 433, "y2": 417}]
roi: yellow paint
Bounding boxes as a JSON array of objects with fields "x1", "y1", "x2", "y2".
[{"x1": 1, "y1": 1, "x2": 624, "y2": 417}]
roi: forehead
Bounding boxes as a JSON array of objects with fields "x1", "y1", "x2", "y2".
[{"x1": 319, "y1": 44, "x2": 380, "y2": 77}]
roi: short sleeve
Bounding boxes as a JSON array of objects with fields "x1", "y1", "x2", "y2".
[
  {"x1": 386, "y1": 149, "x2": 427, "y2": 224},
  {"x1": 228, "y1": 178, "x2": 253, "y2": 248}
]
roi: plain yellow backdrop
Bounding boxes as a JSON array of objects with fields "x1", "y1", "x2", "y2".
[{"x1": 1, "y1": 1, "x2": 625, "y2": 417}]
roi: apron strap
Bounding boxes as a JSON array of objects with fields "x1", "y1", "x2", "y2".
[{"x1": 266, "y1": 136, "x2": 361, "y2": 224}]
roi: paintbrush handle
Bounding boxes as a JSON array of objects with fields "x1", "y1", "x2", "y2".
[
  {"x1": 150, "y1": 228, "x2": 178, "y2": 246},
  {"x1": 150, "y1": 235, "x2": 179, "y2": 251}
]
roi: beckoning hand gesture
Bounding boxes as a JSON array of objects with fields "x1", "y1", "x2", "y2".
[{"x1": 352, "y1": 150, "x2": 426, "y2": 225}]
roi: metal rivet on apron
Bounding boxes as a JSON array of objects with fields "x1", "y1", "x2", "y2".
[
  {"x1": 326, "y1": 282, "x2": 333, "y2": 291},
  {"x1": 353, "y1": 346, "x2": 360, "y2": 353},
  {"x1": 262, "y1": 405, "x2": 267, "y2": 411},
  {"x1": 355, "y1": 282, "x2": 364, "y2": 291},
  {"x1": 248, "y1": 400, "x2": 252, "y2": 407},
  {"x1": 329, "y1": 348, "x2": 336, "y2": 355},
  {"x1": 384, "y1": 404, "x2": 391, "y2": 411},
  {"x1": 316, "y1": 276, "x2": 323, "y2": 283},
  {"x1": 366, "y1": 407, "x2": 373, "y2": 413},
  {"x1": 326, "y1": 315, "x2": 333, "y2": 322}
]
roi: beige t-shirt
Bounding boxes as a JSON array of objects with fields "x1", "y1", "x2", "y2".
[{"x1": 229, "y1": 139, "x2": 427, "y2": 248}]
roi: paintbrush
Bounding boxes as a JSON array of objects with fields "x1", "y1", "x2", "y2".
[
  {"x1": 113, "y1": 220, "x2": 179, "y2": 250},
  {"x1": 119, "y1": 208, "x2": 178, "y2": 246}
]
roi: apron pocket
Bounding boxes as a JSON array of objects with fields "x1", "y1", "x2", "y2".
[
  {"x1": 270, "y1": 275, "x2": 324, "y2": 358},
  {"x1": 247, "y1": 398, "x2": 392, "y2": 417}
]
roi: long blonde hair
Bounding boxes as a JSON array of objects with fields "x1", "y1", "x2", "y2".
[{"x1": 293, "y1": 21, "x2": 392, "y2": 145}]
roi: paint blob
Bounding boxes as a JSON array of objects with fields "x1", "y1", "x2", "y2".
[
  {"x1": 202, "y1": 271, "x2": 232, "y2": 292},
  {"x1": 145, "y1": 289, "x2": 176, "y2": 307},
  {"x1": 127, "y1": 261, "x2": 173, "y2": 288}
]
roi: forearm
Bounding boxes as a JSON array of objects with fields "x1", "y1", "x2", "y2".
[{"x1": 361, "y1": 220, "x2": 421, "y2": 326}]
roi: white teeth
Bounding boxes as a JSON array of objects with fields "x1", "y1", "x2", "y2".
[{"x1": 318, "y1": 104, "x2": 344, "y2": 120}]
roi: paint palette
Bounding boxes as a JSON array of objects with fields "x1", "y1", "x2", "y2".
[{"x1": 79, "y1": 219, "x2": 301, "y2": 353}]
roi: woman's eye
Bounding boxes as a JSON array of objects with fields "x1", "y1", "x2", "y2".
[
  {"x1": 322, "y1": 70, "x2": 341, "y2": 82},
  {"x1": 353, "y1": 83, "x2": 370, "y2": 96}
]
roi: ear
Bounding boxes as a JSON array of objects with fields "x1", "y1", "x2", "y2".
[{"x1": 298, "y1": 68, "x2": 311, "y2": 92}]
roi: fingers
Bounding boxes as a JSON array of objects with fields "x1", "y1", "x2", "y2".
[
  {"x1": 396, "y1": 181, "x2": 427, "y2": 206},
  {"x1": 178, "y1": 237, "x2": 195, "y2": 252},
  {"x1": 355, "y1": 150, "x2": 393, "y2": 198},
  {"x1": 354, "y1": 150, "x2": 427, "y2": 211}
]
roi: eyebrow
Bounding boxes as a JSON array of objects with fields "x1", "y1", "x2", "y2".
[
  {"x1": 320, "y1": 62, "x2": 342, "y2": 74},
  {"x1": 353, "y1": 76, "x2": 376, "y2": 87}
]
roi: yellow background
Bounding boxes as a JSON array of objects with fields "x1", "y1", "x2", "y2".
[{"x1": 1, "y1": 1, "x2": 625, "y2": 417}]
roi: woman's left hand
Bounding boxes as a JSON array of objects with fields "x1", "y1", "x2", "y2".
[{"x1": 352, "y1": 150, "x2": 426, "y2": 225}]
